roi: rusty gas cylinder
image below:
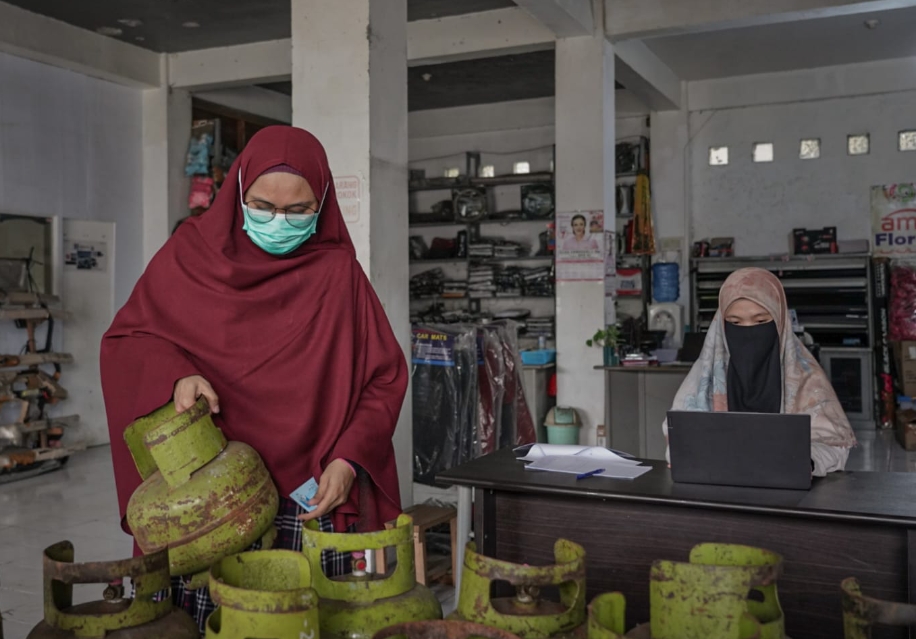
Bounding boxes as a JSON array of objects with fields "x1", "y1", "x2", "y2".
[
  {"x1": 448, "y1": 539, "x2": 587, "y2": 638},
  {"x1": 587, "y1": 593, "x2": 627, "y2": 639},
  {"x1": 302, "y1": 514, "x2": 442, "y2": 639},
  {"x1": 205, "y1": 549, "x2": 319, "y2": 638},
  {"x1": 26, "y1": 540, "x2": 199, "y2": 639},
  {"x1": 626, "y1": 543, "x2": 787, "y2": 639},
  {"x1": 841, "y1": 577, "x2": 916, "y2": 639},
  {"x1": 374, "y1": 620, "x2": 525, "y2": 639},
  {"x1": 124, "y1": 398, "x2": 278, "y2": 586}
]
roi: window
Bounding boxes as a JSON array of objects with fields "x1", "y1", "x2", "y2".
[
  {"x1": 847, "y1": 134, "x2": 869, "y2": 156},
  {"x1": 513, "y1": 161, "x2": 530, "y2": 175},
  {"x1": 899, "y1": 131, "x2": 916, "y2": 152},
  {"x1": 479, "y1": 165, "x2": 495, "y2": 178},
  {"x1": 444, "y1": 167, "x2": 460, "y2": 178},
  {"x1": 753, "y1": 143, "x2": 774, "y2": 163},
  {"x1": 799, "y1": 139, "x2": 820, "y2": 160},
  {"x1": 709, "y1": 147, "x2": 729, "y2": 166}
]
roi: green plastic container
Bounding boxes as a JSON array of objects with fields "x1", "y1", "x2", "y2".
[
  {"x1": 546, "y1": 425, "x2": 580, "y2": 445},
  {"x1": 544, "y1": 407, "x2": 582, "y2": 445}
]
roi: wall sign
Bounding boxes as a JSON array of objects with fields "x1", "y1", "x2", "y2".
[
  {"x1": 872, "y1": 183, "x2": 916, "y2": 256},
  {"x1": 335, "y1": 175, "x2": 362, "y2": 223}
]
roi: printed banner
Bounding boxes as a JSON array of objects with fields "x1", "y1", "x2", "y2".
[{"x1": 872, "y1": 183, "x2": 916, "y2": 256}]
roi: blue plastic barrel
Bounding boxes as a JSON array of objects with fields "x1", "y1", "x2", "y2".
[{"x1": 652, "y1": 262, "x2": 679, "y2": 302}]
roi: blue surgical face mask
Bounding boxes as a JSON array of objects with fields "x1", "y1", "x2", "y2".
[{"x1": 239, "y1": 172, "x2": 328, "y2": 256}]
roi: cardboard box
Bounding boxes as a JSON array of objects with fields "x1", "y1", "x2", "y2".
[
  {"x1": 896, "y1": 409, "x2": 916, "y2": 451},
  {"x1": 892, "y1": 341, "x2": 916, "y2": 398}
]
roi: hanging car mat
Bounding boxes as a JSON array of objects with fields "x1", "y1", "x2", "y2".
[
  {"x1": 302, "y1": 514, "x2": 442, "y2": 639},
  {"x1": 205, "y1": 550, "x2": 318, "y2": 639},
  {"x1": 477, "y1": 325, "x2": 506, "y2": 457},
  {"x1": 374, "y1": 620, "x2": 525, "y2": 639},
  {"x1": 588, "y1": 593, "x2": 627, "y2": 639},
  {"x1": 124, "y1": 398, "x2": 278, "y2": 587},
  {"x1": 841, "y1": 577, "x2": 916, "y2": 639},
  {"x1": 411, "y1": 325, "x2": 478, "y2": 485},
  {"x1": 27, "y1": 541, "x2": 199, "y2": 639},
  {"x1": 449, "y1": 540, "x2": 587, "y2": 638},
  {"x1": 491, "y1": 320, "x2": 538, "y2": 448}
]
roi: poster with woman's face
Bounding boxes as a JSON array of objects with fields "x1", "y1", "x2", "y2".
[
  {"x1": 556, "y1": 210, "x2": 604, "y2": 281},
  {"x1": 557, "y1": 211, "x2": 603, "y2": 255}
]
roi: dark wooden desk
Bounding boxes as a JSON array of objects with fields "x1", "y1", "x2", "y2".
[{"x1": 439, "y1": 450, "x2": 916, "y2": 639}]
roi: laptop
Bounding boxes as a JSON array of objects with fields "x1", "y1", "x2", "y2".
[{"x1": 667, "y1": 411, "x2": 812, "y2": 490}]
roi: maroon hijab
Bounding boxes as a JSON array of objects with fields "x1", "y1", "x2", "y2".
[{"x1": 101, "y1": 126, "x2": 407, "y2": 536}]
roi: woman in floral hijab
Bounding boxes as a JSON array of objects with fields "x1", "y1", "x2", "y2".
[{"x1": 664, "y1": 268, "x2": 856, "y2": 475}]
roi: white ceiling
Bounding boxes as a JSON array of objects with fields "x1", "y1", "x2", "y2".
[{"x1": 644, "y1": 5, "x2": 916, "y2": 81}]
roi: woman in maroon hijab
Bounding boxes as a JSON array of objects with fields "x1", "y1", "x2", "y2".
[{"x1": 101, "y1": 126, "x2": 407, "y2": 629}]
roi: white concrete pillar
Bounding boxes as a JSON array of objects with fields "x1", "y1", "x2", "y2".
[
  {"x1": 554, "y1": 4, "x2": 615, "y2": 445},
  {"x1": 142, "y1": 59, "x2": 191, "y2": 265},
  {"x1": 650, "y1": 92, "x2": 690, "y2": 307},
  {"x1": 141, "y1": 83, "x2": 169, "y2": 265},
  {"x1": 291, "y1": 0, "x2": 412, "y2": 507}
]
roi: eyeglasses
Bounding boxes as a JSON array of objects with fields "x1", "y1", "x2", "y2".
[
  {"x1": 243, "y1": 200, "x2": 318, "y2": 229},
  {"x1": 239, "y1": 171, "x2": 329, "y2": 229}
]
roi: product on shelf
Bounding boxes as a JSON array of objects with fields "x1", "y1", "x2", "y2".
[
  {"x1": 890, "y1": 261, "x2": 916, "y2": 341},
  {"x1": 410, "y1": 269, "x2": 446, "y2": 299}
]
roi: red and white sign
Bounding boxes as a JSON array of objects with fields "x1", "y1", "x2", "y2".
[
  {"x1": 872, "y1": 183, "x2": 916, "y2": 256},
  {"x1": 335, "y1": 175, "x2": 361, "y2": 223}
]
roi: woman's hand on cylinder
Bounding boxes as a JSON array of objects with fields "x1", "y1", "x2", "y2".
[
  {"x1": 173, "y1": 375, "x2": 220, "y2": 414},
  {"x1": 297, "y1": 459, "x2": 355, "y2": 522}
]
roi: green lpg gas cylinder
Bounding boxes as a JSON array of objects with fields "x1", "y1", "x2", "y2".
[
  {"x1": 124, "y1": 398, "x2": 278, "y2": 587},
  {"x1": 627, "y1": 543, "x2": 787, "y2": 639},
  {"x1": 841, "y1": 577, "x2": 916, "y2": 639},
  {"x1": 448, "y1": 539, "x2": 587, "y2": 638},
  {"x1": 302, "y1": 514, "x2": 442, "y2": 639},
  {"x1": 587, "y1": 593, "x2": 627, "y2": 639},
  {"x1": 26, "y1": 540, "x2": 199, "y2": 639},
  {"x1": 205, "y1": 549, "x2": 319, "y2": 639}
]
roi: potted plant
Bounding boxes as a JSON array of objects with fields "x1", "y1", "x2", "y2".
[{"x1": 587, "y1": 326, "x2": 621, "y2": 367}]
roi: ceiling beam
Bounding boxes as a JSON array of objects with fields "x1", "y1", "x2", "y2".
[
  {"x1": 407, "y1": 7, "x2": 555, "y2": 66},
  {"x1": 614, "y1": 40, "x2": 681, "y2": 110},
  {"x1": 605, "y1": 0, "x2": 916, "y2": 40},
  {"x1": 514, "y1": 0, "x2": 595, "y2": 37},
  {"x1": 0, "y1": 0, "x2": 161, "y2": 88},
  {"x1": 193, "y1": 87, "x2": 292, "y2": 124},
  {"x1": 168, "y1": 39, "x2": 292, "y2": 90},
  {"x1": 169, "y1": 8, "x2": 557, "y2": 89}
]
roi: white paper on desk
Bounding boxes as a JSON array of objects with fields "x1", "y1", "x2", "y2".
[
  {"x1": 524, "y1": 455, "x2": 652, "y2": 480},
  {"x1": 519, "y1": 444, "x2": 639, "y2": 466}
]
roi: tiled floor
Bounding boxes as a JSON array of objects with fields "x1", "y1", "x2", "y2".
[{"x1": 0, "y1": 431, "x2": 911, "y2": 637}]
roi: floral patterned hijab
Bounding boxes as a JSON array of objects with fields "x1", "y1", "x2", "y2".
[{"x1": 664, "y1": 268, "x2": 856, "y2": 449}]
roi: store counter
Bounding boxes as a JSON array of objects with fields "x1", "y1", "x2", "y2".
[
  {"x1": 440, "y1": 449, "x2": 916, "y2": 639},
  {"x1": 597, "y1": 365, "x2": 691, "y2": 460}
]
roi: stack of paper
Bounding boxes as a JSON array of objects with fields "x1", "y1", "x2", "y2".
[{"x1": 519, "y1": 444, "x2": 652, "y2": 480}]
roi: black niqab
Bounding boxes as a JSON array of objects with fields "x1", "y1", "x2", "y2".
[{"x1": 724, "y1": 321, "x2": 781, "y2": 413}]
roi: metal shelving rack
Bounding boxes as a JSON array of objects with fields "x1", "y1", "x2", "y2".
[
  {"x1": 0, "y1": 290, "x2": 82, "y2": 483},
  {"x1": 408, "y1": 151, "x2": 557, "y2": 324},
  {"x1": 690, "y1": 255, "x2": 873, "y2": 347}
]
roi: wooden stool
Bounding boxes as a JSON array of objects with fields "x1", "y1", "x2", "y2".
[{"x1": 375, "y1": 504, "x2": 458, "y2": 586}]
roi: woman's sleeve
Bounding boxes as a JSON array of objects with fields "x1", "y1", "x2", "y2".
[
  {"x1": 811, "y1": 441, "x2": 849, "y2": 476},
  {"x1": 101, "y1": 247, "x2": 201, "y2": 531},
  {"x1": 327, "y1": 272, "x2": 408, "y2": 528}
]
